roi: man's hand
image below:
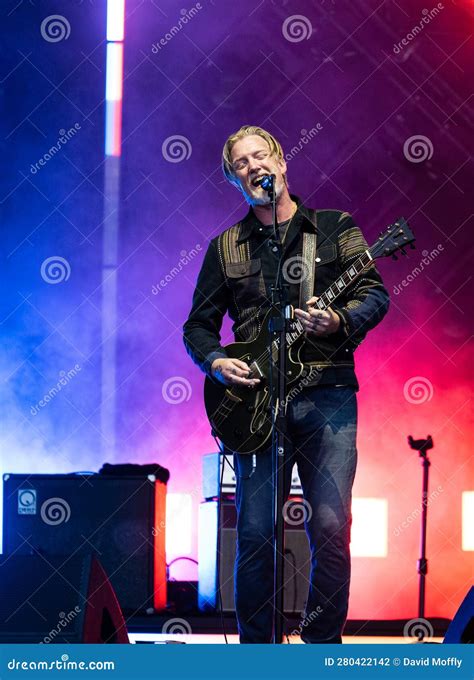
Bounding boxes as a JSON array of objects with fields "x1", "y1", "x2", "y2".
[
  {"x1": 294, "y1": 296, "x2": 341, "y2": 337},
  {"x1": 211, "y1": 358, "x2": 261, "y2": 387}
]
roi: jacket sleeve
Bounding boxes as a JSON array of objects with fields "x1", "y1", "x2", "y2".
[
  {"x1": 332, "y1": 212, "x2": 390, "y2": 345},
  {"x1": 183, "y1": 239, "x2": 229, "y2": 376}
]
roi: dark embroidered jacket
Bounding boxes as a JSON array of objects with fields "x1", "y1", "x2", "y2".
[{"x1": 183, "y1": 196, "x2": 390, "y2": 389}]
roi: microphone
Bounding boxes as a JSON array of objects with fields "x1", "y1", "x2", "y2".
[{"x1": 255, "y1": 174, "x2": 275, "y2": 192}]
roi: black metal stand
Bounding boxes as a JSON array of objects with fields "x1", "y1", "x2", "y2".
[
  {"x1": 408, "y1": 434, "x2": 434, "y2": 641},
  {"x1": 261, "y1": 174, "x2": 291, "y2": 644}
]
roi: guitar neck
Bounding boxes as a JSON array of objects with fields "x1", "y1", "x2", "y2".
[{"x1": 287, "y1": 249, "x2": 374, "y2": 346}]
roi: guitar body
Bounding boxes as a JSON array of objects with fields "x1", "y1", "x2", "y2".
[
  {"x1": 203, "y1": 217, "x2": 415, "y2": 455},
  {"x1": 204, "y1": 310, "x2": 305, "y2": 454}
]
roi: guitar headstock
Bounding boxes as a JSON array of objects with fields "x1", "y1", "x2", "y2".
[{"x1": 370, "y1": 218, "x2": 415, "y2": 260}]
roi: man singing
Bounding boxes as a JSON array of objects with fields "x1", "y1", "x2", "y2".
[{"x1": 183, "y1": 125, "x2": 389, "y2": 643}]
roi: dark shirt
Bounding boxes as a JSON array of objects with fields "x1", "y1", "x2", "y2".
[{"x1": 183, "y1": 196, "x2": 390, "y2": 389}]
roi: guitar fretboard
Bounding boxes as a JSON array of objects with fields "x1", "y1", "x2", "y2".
[{"x1": 285, "y1": 249, "x2": 373, "y2": 347}]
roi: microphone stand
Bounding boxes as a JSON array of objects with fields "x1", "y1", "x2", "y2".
[
  {"x1": 261, "y1": 175, "x2": 291, "y2": 644},
  {"x1": 408, "y1": 434, "x2": 434, "y2": 641}
]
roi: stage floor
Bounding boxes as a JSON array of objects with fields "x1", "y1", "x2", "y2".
[{"x1": 129, "y1": 633, "x2": 444, "y2": 644}]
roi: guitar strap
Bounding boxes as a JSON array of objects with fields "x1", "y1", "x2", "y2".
[{"x1": 298, "y1": 212, "x2": 317, "y2": 309}]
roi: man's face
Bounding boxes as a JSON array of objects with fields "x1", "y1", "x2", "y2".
[{"x1": 229, "y1": 135, "x2": 287, "y2": 205}]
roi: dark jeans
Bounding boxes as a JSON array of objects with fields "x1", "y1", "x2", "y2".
[{"x1": 234, "y1": 386, "x2": 358, "y2": 643}]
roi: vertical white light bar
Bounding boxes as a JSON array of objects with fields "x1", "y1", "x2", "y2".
[
  {"x1": 105, "y1": 42, "x2": 124, "y2": 101},
  {"x1": 105, "y1": 3, "x2": 124, "y2": 158},
  {"x1": 101, "y1": 1, "x2": 125, "y2": 459},
  {"x1": 107, "y1": 0, "x2": 125, "y2": 41},
  {"x1": 166, "y1": 494, "x2": 193, "y2": 557},
  {"x1": 351, "y1": 498, "x2": 388, "y2": 557},
  {"x1": 105, "y1": 44, "x2": 123, "y2": 157}
]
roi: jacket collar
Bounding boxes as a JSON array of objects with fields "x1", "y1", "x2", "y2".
[{"x1": 236, "y1": 195, "x2": 316, "y2": 244}]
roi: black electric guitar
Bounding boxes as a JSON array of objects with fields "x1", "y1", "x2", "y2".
[{"x1": 204, "y1": 218, "x2": 415, "y2": 454}]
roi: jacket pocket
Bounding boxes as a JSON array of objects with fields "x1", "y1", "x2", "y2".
[
  {"x1": 315, "y1": 243, "x2": 337, "y2": 265},
  {"x1": 225, "y1": 258, "x2": 264, "y2": 305}
]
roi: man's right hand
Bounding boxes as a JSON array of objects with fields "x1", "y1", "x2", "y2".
[{"x1": 211, "y1": 358, "x2": 261, "y2": 387}]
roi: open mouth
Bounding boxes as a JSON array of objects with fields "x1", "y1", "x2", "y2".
[{"x1": 251, "y1": 176, "x2": 265, "y2": 188}]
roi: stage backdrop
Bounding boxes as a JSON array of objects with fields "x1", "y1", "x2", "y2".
[{"x1": 1, "y1": 0, "x2": 472, "y2": 624}]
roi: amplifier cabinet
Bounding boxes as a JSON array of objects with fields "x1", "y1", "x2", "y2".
[
  {"x1": 198, "y1": 500, "x2": 310, "y2": 614},
  {"x1": 202, "y1": 452, "x2": 303, "y2": 499},
  {"x1": 2, "y1": 474, "x2": 166, "y2": 614}
]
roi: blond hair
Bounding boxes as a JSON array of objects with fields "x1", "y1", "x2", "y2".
[{"x1": 222, "y1": 125, "x2": 285, "y2": 186}]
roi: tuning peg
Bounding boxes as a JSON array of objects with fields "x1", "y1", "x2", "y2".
[
  {"x1": 401, "y1": 248, "x2": 407, "y2": 256},
  {"x1": 392, "y1": 254, "x2": 398, "y2": 261}
]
